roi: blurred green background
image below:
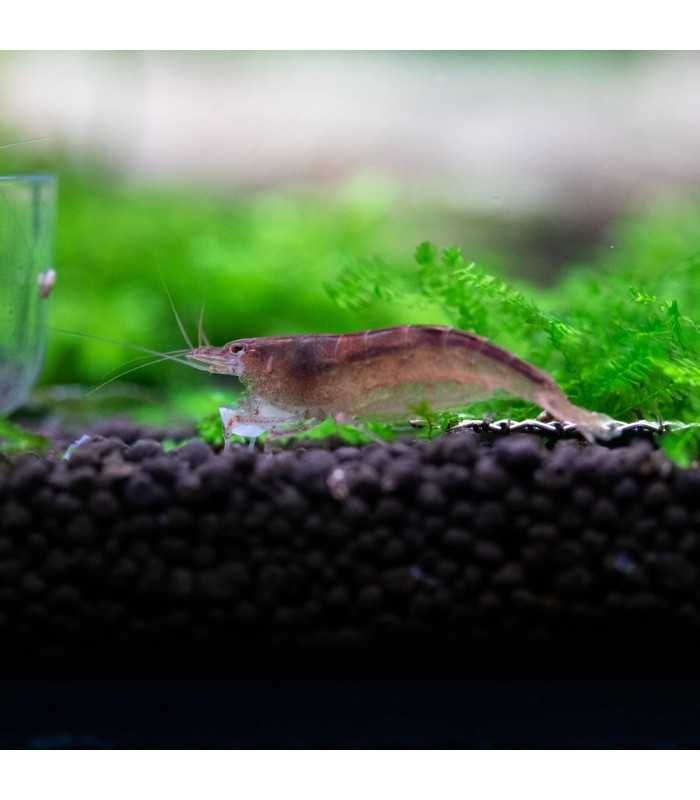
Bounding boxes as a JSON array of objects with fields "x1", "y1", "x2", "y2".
[{"x1": 3, "y1": 52, "x2": 700, "y2": 425}]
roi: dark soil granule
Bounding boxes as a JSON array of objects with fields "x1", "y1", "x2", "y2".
[{"x1": 1, "y1": 424, "x2": 700, "y2": 661}]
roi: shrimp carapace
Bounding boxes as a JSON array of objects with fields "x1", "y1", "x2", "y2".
[{"x1": 188, "y1": 325, "x2": 610, "y2": 439}]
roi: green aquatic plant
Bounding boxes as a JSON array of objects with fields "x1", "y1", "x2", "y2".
[
  {"x1": 0, "y1": 418, "x2": 49, "y2": 455},
  {"x1": 273, "y1": 418, "x2": 398, "y2": 446},
  {"x1": 196, "y1": 409, "x2": 400, "y2": 448},
  {"x1": 660, "y1": 425, "x2": 700, "y2": 469},
  {"x1": 197, "y1": 411, "x2": 226, "y2": 448},
  {"x1": 328, "y1": 220, "x2": 700, "y2": 425}
]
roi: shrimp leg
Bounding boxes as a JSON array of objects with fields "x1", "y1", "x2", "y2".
[{"x1": 219, "y1": 398, "x2": 309, "y2": 445}]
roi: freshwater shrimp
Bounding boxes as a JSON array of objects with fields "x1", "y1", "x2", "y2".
[{"x1": 187, "y1": 325, "x2": 611, "y2": 440}]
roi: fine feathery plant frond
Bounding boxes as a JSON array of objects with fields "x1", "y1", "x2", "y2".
[{"x1": 327, "y1": 236, "x2": 700, "y2": 423}]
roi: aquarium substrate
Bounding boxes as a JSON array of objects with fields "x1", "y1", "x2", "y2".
[{"x1": 1, "y1": 419, "x2": 700, "y2": 672}]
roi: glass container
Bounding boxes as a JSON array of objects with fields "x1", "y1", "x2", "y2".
[{"x1": 0, "y1": 175, "x2": 56, "y2": 414}]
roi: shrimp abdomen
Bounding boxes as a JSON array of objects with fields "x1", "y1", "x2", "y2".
[{"x1": 241, "y1": 325, "x2": 609, "y2": 437}]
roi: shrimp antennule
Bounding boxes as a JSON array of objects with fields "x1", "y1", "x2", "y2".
[{"x1": 159, "y1": 272, "x2": 194, "y2": 350}]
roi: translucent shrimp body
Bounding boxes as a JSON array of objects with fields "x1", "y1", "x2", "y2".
[{"x1": 188, "y1": 325, "x2": 610, "y2": 439}]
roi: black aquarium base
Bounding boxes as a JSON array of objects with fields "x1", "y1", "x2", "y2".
[
  {"x1": 4, "y1": 673, "x2": 700, "y2": 748},
  {"x1": 3, "y1": 421, "x2": 700, "y2": 745}
]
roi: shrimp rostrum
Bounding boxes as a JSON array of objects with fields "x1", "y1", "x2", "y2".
[{"x1": 187, "y1": 325, "x2": 611, "y2": 440}]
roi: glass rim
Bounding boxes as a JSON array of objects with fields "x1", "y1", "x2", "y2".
[{"x1": 0, "y1": 173, "x2": 56, "y2": 184}]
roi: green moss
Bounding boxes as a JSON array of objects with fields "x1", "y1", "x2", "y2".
[
  {"x1": 197, "y1": 412, "x2": 226, "y2": 448},
  {"x1": 329, "y1": 212, "x2": 700, "y2": 424},
  {"x1": 0, "y1": 419, "x2": 49, "y2": 455},
  {"x1": 660, "y1": 426, "x2": 700, "y2": 469}
]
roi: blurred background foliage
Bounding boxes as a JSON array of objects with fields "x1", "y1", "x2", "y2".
[
  {"x1": 1, "y1": 142, "x2": 443, "y2": 420},
  {"x1": 3, "y1": 52, "x2": 700, "y2": 426}
]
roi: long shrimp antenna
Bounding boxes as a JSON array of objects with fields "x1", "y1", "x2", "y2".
[
  {"x1": 197, "y1": 276, "x2": 211, "y2": 347},
  {"x1": 197, "y1": 301, "x2": 210, "y2": 347},
  {"x1": 158, "y1": 270, "x2": 194, "y2": 350},
  {"x1": 86, "y1": 354, "x2": 187, "y2": 397},
  {"x1": 0, "y1": 137, "x2": 50, "y2": 150},
  {"x1": 50, "y1": 327, "x2": 209, "y2": 372},
  {"x1": 91, "y1": 348, "x2": 190, "y2": 386}
]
